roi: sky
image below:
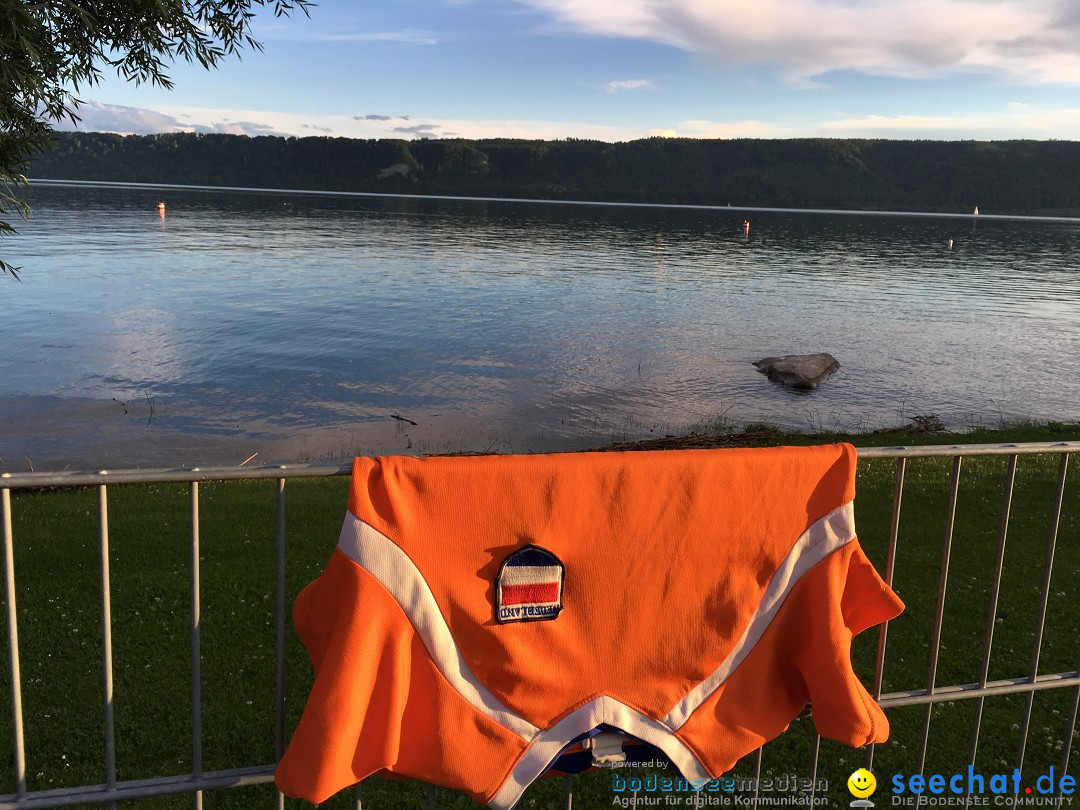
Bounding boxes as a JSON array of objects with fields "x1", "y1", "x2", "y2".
[{"x1": 64, "y1": 0, "x2": 1080, "y2": 142}]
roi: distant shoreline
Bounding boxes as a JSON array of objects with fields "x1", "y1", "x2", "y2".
[
  {"x1": 29, "y1": 131, "x2": 1080, "y2": 218},
  {"x1": 27, "y1": 177, "x2": 1080, "y2": 224}
]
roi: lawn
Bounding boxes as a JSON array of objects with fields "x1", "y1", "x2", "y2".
[{"x1": 0, "y1": 423, "x2": 1077, "y2": 809}]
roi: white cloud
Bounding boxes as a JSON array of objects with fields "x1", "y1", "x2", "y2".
[
  {"x1": 605, "y1": 79, "x2": 653, "y2": 93},
  {"x1": 64, "y1": 98, "x2": 1080, "y2": 144},
  {"x1": 55, "y1": 101, "x2": 293, "y2": 137},
  {"x1": 515, "y1": 0, "x2": 1080, "y2": 84},
  {"x1": 75, "y1": 100, "x2": 653, "y2": 141},
  {"x1": 53, "y1": 102, "x2": 191, "y2": 136},
  {"x1": 260, "y1": 26, "x2": 438, "y2": 45},
  {"x1": 815, "y1": 107, "x2": 1080, "y2": 138},
  {"x1": 669, "y1": 119, "x2": 795, "y2": 138},
  {"x1": 299, "y1": 29, "x2": 439, "y2": 45}
]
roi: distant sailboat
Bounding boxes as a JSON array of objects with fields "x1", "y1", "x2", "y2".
[{"x1": 973, "y1": 206, "x2": 979, "y2": 216}]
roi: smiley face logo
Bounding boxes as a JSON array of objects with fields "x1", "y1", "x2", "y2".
[{"x1": 848, "y1": 769, "x2": 877, "y2": 799}]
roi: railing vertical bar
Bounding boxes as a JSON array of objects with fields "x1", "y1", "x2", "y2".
[
  {"x1": 426, "y1": 781, "x2": 435, "y2": 809},
  {"x1": 0, "y1": 486, "x2": 26, "y2": 798},
  {"x1": 807, "y1": 734, "x2": 820, "y2": 804},
  {"x1": 630, "y1": 762, "x2": 638, "y2": 809},
  {"x1": 98, "y1": 482, "x2": 117, "y2": 810},
  {"x1": 1013, "y1": 453, "x2": 1069, "y2": 792},
  {"x1": 275, "y1": 476, "x2": 287, "y2": 810},
  {"x1": 1052, "y1": 654, "x2": 1079, "y2": 809},
  {"x1": 963, "y1": 454, "x2": 1017, "y2": 802},
  {"x1": 751, "y1": 747, "x2": 763, "y2": 810},
  {"x1": 866, "y1": 455, "x2": 906, "y2": 773},
  {"x1": 915, "y1": 454, "x2": 963, "y2": 798},
  {"x1": 352, "y1": 781, "x2": 363, "y2": 810},
  {"x1": 190, "y1": 480, "x2": 203, "y2": 810},
  {"x1": 563, "y1": 773, "x2": 574, "y2": 810}
]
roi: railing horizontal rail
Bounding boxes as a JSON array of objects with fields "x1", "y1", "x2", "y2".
[
  {"x1": 0, "y1": 765, "x2": 275, "y2": 809},
  {"x1": 1, "y1": 441, "x2": 1078, "y2": 489},
  {"x1": 0, "y1": 463, "x2": 353, "y2": 489},
  {"x1": 879, "y1": 671, "x2": 1080, "y2": 708},
  {"x1": 854, "y1": 441, "x2": 1079, "y2": 459}
]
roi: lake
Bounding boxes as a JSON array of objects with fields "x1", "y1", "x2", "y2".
[{"x1": 2, "y1": 181, "x2": 1078, "y2": 471}]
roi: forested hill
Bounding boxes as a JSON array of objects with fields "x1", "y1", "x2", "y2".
[{"x1": 27, "y1": 131, "x2": 1080, "y2": 215}]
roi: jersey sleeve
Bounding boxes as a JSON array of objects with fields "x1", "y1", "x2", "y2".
[{"x1": 793, "y1": 541, "x2": 904, "y2": 747}]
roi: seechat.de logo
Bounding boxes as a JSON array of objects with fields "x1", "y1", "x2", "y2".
[{"x1": 849, "y1": 769, "x2": 879, "y2": 808}]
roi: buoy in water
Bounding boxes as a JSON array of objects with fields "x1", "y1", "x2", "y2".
[
  {"x1": 948, "y1": 239, "x2": 954, "y2": 250},
  {"x1": 157, "y1": 201, "x2": 166, "y2": 220}
]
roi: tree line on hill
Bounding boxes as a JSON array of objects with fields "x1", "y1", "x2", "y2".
[{"x1": 26, "y1": 131, "x2": 1080, "y2": 215}]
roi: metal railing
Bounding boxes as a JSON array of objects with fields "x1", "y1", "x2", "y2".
[{"x1": 0, "y1": 440, "x2": 1077, "y2": 809}]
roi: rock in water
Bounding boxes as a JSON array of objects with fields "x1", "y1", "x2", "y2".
[{"x1": 753, "y1": 353, "x2": 840, "y2": 390}]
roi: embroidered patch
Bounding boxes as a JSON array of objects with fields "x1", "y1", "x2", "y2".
[{"x1": 496, "y1": 545, "x2": 564, "y2": 624}]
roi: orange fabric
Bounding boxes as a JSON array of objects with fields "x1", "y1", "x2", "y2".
[
  {"x1": 676, "y1": 541, "x2": 903, "y2": 765},
  {"x1": 274, "y1": 551, "x2": 528, "y2": 803},
  {"x1": 276, "y1": 444, "x2": 902, "y2": 805},
  {"x1": 346, "y1": 444, "x2": 856, "y2": 726}
]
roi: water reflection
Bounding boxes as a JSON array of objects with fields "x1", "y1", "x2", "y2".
[{"x1": 2, "y1": 182, "x2": 1078, "y2": 470}]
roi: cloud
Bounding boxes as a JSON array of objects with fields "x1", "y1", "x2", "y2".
[
  {"x1": 392, "y1": 123, "x2": 442, "y2": 136},
  {"x1": 814, "y1": 107, "x2": 1080, "y2": 138},
  {"x1": 72, "y1": 97, "x2": 1080, "y2": 144},
  {"x1": 265, "y1": 27, "x2": 438, "y2": 45},
  {"x1": 663, "y1": 119, "x2": 795, "y2": 139},
  {"x1": 198, "y1": 120, "x2": 287, "y2": 137},
  {"x1": 78, "y1": 100, "x2": 655, "y2": 141},
  {"x1": 605, "y1": 79, "x2": 653, "y2": 93},
  {"x1": 516, "y1": 0, "x2": 1080, "y2": 84},
  {"x1": 53, "y1": 102, "x2": 192, "y2": 136},
  {"x1": 54, "y1": 101, "x2": 294, "y2": 137}
]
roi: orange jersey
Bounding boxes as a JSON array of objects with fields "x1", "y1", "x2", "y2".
[{"x1": 275, "y1": 444, "x2": 903, "y2": 808}]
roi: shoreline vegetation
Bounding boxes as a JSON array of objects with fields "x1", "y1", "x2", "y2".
[
  {"x1": 593, "y1": 418, "x2": 1079, "y2": 454},
  {"x1": 1, "y1": 421, "x2": 1076, "y2": 808},
  {"x1": 28, "y1": 132, "x2": 1080, "y2": 216}
]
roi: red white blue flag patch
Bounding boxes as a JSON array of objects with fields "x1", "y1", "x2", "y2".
[{"x1": 496, "y1": 545, "x2": 564, "y2": 624}]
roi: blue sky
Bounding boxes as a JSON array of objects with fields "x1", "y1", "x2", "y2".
[{"x1": 67, "y1": 0, "x2": 1080, "y2": 141}]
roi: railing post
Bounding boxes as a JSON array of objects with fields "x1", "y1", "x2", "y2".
[
  {"x1": 190, "y1": 478, "x2": 203, "y2": 810},
  {"x1": 1013, "y1": 453, "x2": 1069, "y2": 795},
  {"x1": 807, "y1": 734, "x2": 821, "y2": 805},
  {"x1": 98, "y1": 478, "x2": 118, "y2": 810},
  {"x1": 964, "y1": 455, "x2": 1017, "y2": 803},
  {"x1": 866, "y1": 455, "x2": 905, "y2": 771},
  {"x1": 915, "y1": 454, "x2": 963, "y2": 805},
  {"x1": 275, "y1": 473, "x2": 287, "y2": 810},
  {"x1": 1, "y1": 484, "x2": 27, "y2": 798},
  {"x1": 750, "y1": 747, "x2": 763, "y2": 810}
]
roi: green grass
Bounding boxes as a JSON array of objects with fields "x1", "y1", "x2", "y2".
[{"x1": 0, "y1": 424, "x2": 1077, "y2": 809}]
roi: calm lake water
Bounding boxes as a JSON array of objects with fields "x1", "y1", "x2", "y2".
[{"x1": 3, "y1": 181, "x2": 1079, "y2": 470}]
